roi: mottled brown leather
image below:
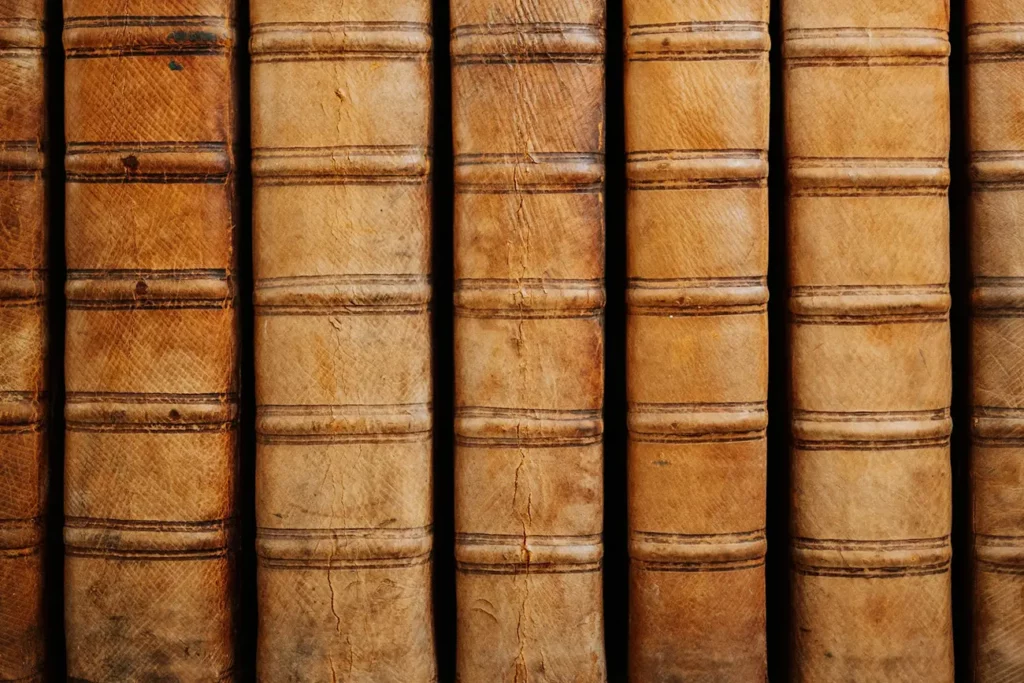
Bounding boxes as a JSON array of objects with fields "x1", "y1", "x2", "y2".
[
  {"x1": 784, "y1": 0, "x2": 955, "y2": 679},
  {"x1": 63, "y1": 1, "x2": 238, "y2": 679},
  {"x1": 625, "y1": 1, "x2": 769, "y2": 680},
  {"x1": 0, "y1": 0, "x2": 46, "y2": 680},
  {"x1": 968, "y1": 1, "x2": 1024, "y2": 680},
  {"x1": 250, "y1": 1, "x2": 436, "y2": 681},
  {"x1": 451, "y1": 1, "x2": 607, "y2": 680}
]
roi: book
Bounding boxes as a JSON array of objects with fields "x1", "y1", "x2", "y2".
[
  {"x1": 451, "y1": 1, "x2": 607, "y2": 680},
  {"x1": 63, "y1": 2, "x2": 239, "y2": 679},
  {"x1": 624, "y1": 0, "x2": 770, "y2": 679},
  {"x1": 967, "y1": 2, "x2": 1024, "y2": 679},
  {"x1": 0, "y1": 0, "x2": 47, "y2": 679},
  {"x1": 784, "y1": 0, "x2": 955, "y2": 678},
  {"x1": 250, "y1": 1, "x2": 436, "y2": 680}
]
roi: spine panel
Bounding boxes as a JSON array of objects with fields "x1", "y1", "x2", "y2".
[
  {"x1": 624, "y1": 0, "x2": 770, "y2": 680},
  {"x1": 784, "y1": 1, "x2": 954, "y2": 680},
  {"x1": 451, "y1": 1, "x2": 607, "y2": 680},
  {"x1": 0, "y1": 0, "x2": 46, "y2": 680},
  {"x1": 63, "y1": 4, "x2": 238, "y2": 680},
  {"x1": 968, "y1": 2, "x2": 1024, "y2": 680},
  {"x1": 250, "y1": 1, "x2": 436, "y2": 680}
]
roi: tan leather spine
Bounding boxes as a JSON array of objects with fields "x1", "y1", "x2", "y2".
[
  {"x1": 967, "y1": 2, "x2": 1024, "y2": 680},
  {"x1": 451, "y1": 1, "x2": 607, "y2": 680},
  {"x1": 0, "y1": 0, "x2": 46, "y2": 680},
  {"x1": 63, "y1": 1, "x2": 238, "y2": 679},
  {"x1": 784, "y1": 0, "x2": 955, "y2": 679},
  {"x1": 624, "y1": 0, "x2": 769, "y2": 680},
  {"x1": 250, "y1": 1, "x2": 436, "y2": 680}
]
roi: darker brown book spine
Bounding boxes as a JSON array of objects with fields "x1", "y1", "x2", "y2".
[
  {"x1": 784, "y1": 0, "x2": 955, "y2": 679},
  {"x1": 0, "y1": 0, "x2": 47, "y2": 680},
  {"x1": 63, "y1": 1, "x2": 239, "y2": 679},
  {"x1": 967, "y1": 2, "x2": 1024, "y2": 680},
  {"x1": 250, "y1": 1, "x2": 436, "y2": 680},
  {"x1": 624, "y1": 0, "x2": 770, "y2": 680}
]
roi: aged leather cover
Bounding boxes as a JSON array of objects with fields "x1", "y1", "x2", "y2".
[
  {"x1": 968, "y1": 1, "x2": 1024, "y2": 679},
  {"x1": 251, "y1": 1, "x2": 436, "y2": 680},
  {"x1": 624, "y1": 0, "x2": 769, "y2": 680},
  {"x1": 63, "y1": 1, "x2": 239, "y2": 679},
  {"x1": 451, "y1": 0, "x2": 607, "y2": 680},
  {"x1": 784, "y1": 0, "x2": 955, "y2": 679},
  {"x1": 0, "y1": 0, "x2": 46, "y2": 679}
]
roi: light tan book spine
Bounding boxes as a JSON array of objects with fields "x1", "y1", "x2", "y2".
[
  {"x1": 63, "y1": 1, "x2": 239, "y2": 679},
  {"x1": 250, "y1": 1, "x2": 436, "y2": 680},
  {"x1": 0, "y1": 0, "x2": 47, "y2": 679},
  {"x1": 784, "y1": 0, "x2": 955, "y2": 679},
  {"x1": 451, "y1": 0, "x2": 607, "y2": 680},
  {"x1": 967, "y1": 1, "x2": 1024, "y2": 679},
  {"x1": 624, "y1": 0, "x2": 770, "y2": 679}
]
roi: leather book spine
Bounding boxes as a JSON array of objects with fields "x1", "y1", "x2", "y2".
[
  {"x1": 0, "y1": 0, "x2": 47, "y2": 680},
  {"x1": 250, "y1": 1, "x2": 436, "y2": 680},
  {"x1": 63, "y1": 1, "x2": 239, "y2": 679},
  {"x1": 624, "y1": 0, "x2": 770, "y2": 680},
  {"x1": 967, "y1": 1, "x2": 1024, "y2": 679},
  {"x1": 451, "y1": 0, "x2": 607, "y2": 680},
  {"x1": 784, "y1": 0, "x2": 955, "y2": 679}
]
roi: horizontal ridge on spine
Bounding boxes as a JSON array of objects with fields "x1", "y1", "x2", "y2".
[
  {"x1": 630, "y1": 530, "x2": 766, "y2": 571},
  {"x1": 65, "y1": 142, "x2": 230, "y2": 183},
  {"x1": 628, "y1": 402, "x2": 767, "y2": 443},
  {"x1": 252, "y1": 145, "x2": 429, "y2": 182},
  {"x1": 451, "y1": 22, "x2": 603, "y2": 63},
  {"x1": 792, "y1": 536, "x2": 951, "y2": 577},
  {"x1": 0, "y1": 518, "x2": 43, "y2": 552},
  {"x1": 65, "y1": 392, "x2": 238, "y2": 431},
  {"x1": 784, "y1": 27, "x2": 949, "y2": 66},
  {"x1": 628, "y1": 276, "x2": 767, "y2": 315},
  {"x1": 251, "y1": 21, "x2": 430, "y2": 61},
  {"x1": 64, "y1": 517, "x2": 235, "y2": 557},
  {"x1": 790, "y1": 284, "x2": 950, "y2": 324},
  {"x1": 257, "y1": 526, "x2": 432, "y2": 568},
  {"x1": 456, "y1": 407, "x2": 602, "y2": 448},
  {"x1": 0, "y1": 17, "x2": 44, "y2": 51},
  {"x1": 0, "y1": 391, "x2": 46, "y2": 426},
  {"x1": 257, "y1": 403, "x2": 431, "y2": 438},
  {"x1": 64, "y1": 15, "x2": 231, "y2": 58},
  {"x1": 254, "y1": 274, "x2": 430, "y2": 315},
  {"x1": 66, "y1": 269, "x2": 234, "y2": 310},
  {"x1": 0, "y1": 269, "x2": 45, "y2": 306},
  {"x1": 627, "y1": 149, "x2": 767, "y2": 189},
  {"x1": 974, "y1": 276, "x2": 1024, "y2": 316},
  {"x1": 626, "y1": 21, "x2": 768, "y2": 60},
  {"x1": 454, "y1": 152, "x2": 603, "y2": 193},
  {"x1": 793, "y1": 408, "x2": 952, "y2": 450},
  {"x1": 455, "y1": 278, "x2": 604, "y2": 319},
  {"x1": 973, "y1": 406, "x2": 1024, "y2": 444},
  {"x1": 0, "y1": 141, "x2": 44, "y2": 173},
  {"x1": 788, "y1": 156, "x2": 949, "y2": 196},
  {"x1": 967, "y1": 23, "x2": 1024, "y2": 60},
  {"x1": 975, "y1": 534, "x2": 1024, "y2": 574},
  {"x1": 971, "y1": 150, "x2": 1024, "y2": 189},
  {"x1": 455, "y1": 532, "x2": 602, "y2": 573}
]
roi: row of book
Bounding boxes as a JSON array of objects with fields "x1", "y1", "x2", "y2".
[{"x1": 1, "y1": 0, "x2": 1019, "y2": 680}]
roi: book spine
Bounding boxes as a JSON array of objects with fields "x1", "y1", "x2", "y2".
[
  {"x1": 63, "y1": 1, "x2": 238, "y2": 679},
  {"x1": 784, "y1": 0, "x2": 955, "y2": 679},
  {"x1": 450, "y1": 0, "x2": 607, "y2": 680},
  {"x1": 624, "y1": 0, "x2": 770, "y2": 679},
  {"x1": 0, "y1": 0, "x2": 47, "y2": 680},
  {"x1": 250, "y1": 1, "x2": 436, "y2": 680},
  {"x1": 967, "y1": 2, "x2": 1024, "y2": 679}
]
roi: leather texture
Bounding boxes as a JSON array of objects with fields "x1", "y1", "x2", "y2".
[
  {"x1": 967, "y1": 1, "x2": 1024, "y2": 680},
  {"x1": 784, "y1": 0, "x2": 955, "y2": 679},
  {"x1": 63, "y1": 1, "x2": 239, "y2": 679},
  {"x1": 624, "y1": 1, "x2": 769, "y2": 680},
  {"x1": 451, "y1": 0, "x2": 607, "y2": 680},
  {"x1": 250, "y1": 1, "x2": 436, "y2": 680},
  {"x1": 0, "y1": 0, "x2": 47, "y2": 680}
]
